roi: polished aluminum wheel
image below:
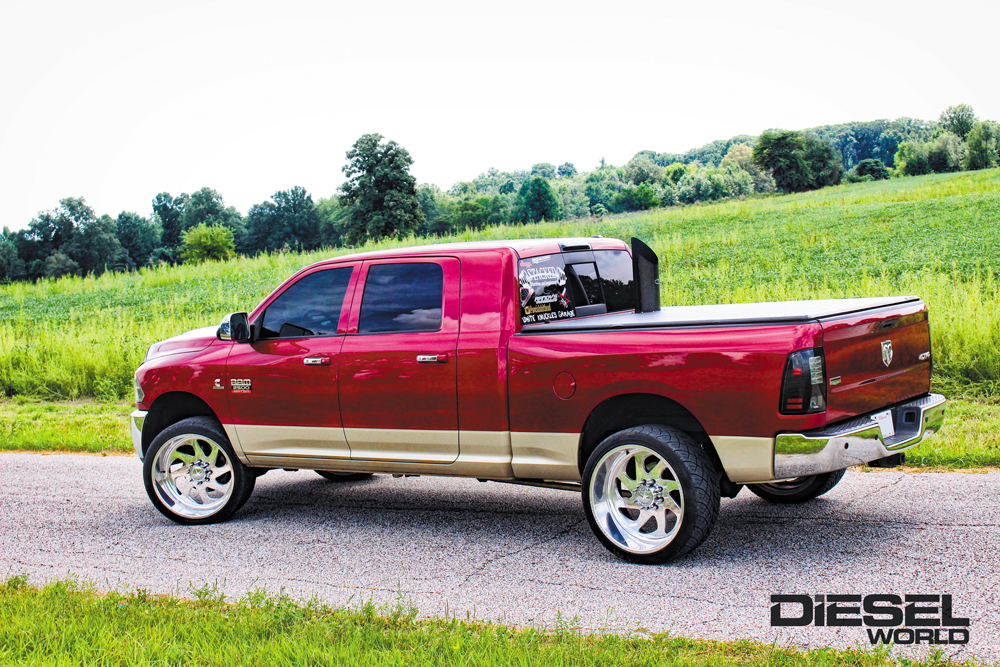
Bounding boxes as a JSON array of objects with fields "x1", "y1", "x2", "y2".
[
  {"x1": 588, "y1": 445, "x2": 684, "y2": 554},
  {"x1": 151, "y1": 434, "x2": 235, "y2": 519}
]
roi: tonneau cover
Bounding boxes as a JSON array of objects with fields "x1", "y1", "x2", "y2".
[{"x1": 521, "y1": 296, "x2": 921, "y2": 332}]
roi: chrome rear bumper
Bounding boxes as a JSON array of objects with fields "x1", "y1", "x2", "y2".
[
  {"x1": 773, "y1": 393, "x2": 947, "y2": 478},
  {"x1": 131, "y1": 410, "x2": 147, "y2": 459}
]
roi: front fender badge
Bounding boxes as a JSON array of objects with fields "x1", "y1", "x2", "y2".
[
  {"x1": 231, "y1": 379, "x2": 252, "y2": 394},
  {"x1": 213, "y1": 379, "x2": 224, "y2": 390}
]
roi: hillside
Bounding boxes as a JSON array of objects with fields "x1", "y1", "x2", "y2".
[{"x1": 0, "y1": 169, "x2": 998, "y2": 401}]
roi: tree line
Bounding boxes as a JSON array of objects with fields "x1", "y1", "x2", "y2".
[{"x1": 1, "y1": 105, "x2": 996, "y2": 283}]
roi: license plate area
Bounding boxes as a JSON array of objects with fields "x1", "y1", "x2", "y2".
[{"x1": 870, "y1": 409, "x2": 895, "y2": 439}]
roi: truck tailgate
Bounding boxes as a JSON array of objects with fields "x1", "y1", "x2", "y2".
[{"x1": 821, "y1": 300, "x2": 932, "y2": 423}]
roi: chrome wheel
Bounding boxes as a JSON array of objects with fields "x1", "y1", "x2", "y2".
[
  {"x1": 151, "y1": 434, "x2": 235, "y2": 520},
  {"x1": 589, "y1": 444, "x2": 684, "y2": 555}
]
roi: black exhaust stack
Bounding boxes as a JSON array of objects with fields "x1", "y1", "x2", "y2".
[{"x1": 631, "y1": 237, "x2": 660, "y2": 313}]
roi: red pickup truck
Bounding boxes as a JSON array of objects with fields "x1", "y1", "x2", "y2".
[{"x1": 132, "y1": 237, "x2": 946, "y2": 563}]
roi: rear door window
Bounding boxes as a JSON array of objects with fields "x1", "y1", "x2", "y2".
[
  {"x1": 259, "y1": 267, "x2": 353, "y2": 339},
  {"x1": 358, "y1": 263, "x2": 444, "y2": 334}
]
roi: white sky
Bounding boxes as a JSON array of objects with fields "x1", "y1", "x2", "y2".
[{"x1": 0, "y1": 0, "x2": 996, "y2": 230}]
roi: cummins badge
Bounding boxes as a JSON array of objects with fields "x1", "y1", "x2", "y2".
[{"x1": 881, "y1": 340, "x2": 893, "y2": 367}]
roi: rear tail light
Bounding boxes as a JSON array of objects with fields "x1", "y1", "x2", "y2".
[{"x1": 780, "y1": 348, "x2": 827, "y2": 415}]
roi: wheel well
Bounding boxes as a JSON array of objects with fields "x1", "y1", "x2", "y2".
[
  {"x1": 142, "y1": 392, "x2": 220, "y2": 456},
  {"x1": 578, "y1": 393, "x2": 721, "y2": 473}
]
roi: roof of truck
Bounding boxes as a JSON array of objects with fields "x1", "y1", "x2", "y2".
[{"x1": 311, "y1": 236, "x2": 630, "y2": 266}]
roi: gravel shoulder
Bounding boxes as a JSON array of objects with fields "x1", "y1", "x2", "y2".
[{"x1": 2, "y1": 454, "x2": 997, "y2": 663}]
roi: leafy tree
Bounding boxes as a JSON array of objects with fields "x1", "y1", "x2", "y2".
[
  {"x1": 720, "y1": 144, "x2": 776, "y2": 194},
  {"x1": 752, "y1": 131, "x2": 840, "y2": 192},
  {"x1": 116, "y1": 212, "x2": 161, "y2": 268},
  {"x1": 802, "y1": 135, "x2": 843, "y2": 187},
  {"x1": 752, "y1": 131, "x2": 813, "y2": 193},
  {"x1": 530, "y1": 163, "x2": 556, "y2": 179},
  {"x1": 449, "y1": 196, "x2": 508, "y2": 230},
  {"x1": 850, "y1": 158, "x2": 890, "y2": 181},
  {"x1": 676, "y1": 165, "x2": 753, "y2": 204},
  {"x1": 15, "y1": 198, "x2": 88, "y2": 278},
  {"x1": 662, "y1": 163, "x2": 689, "y2": 185},
  {"x1": 0, "y1": 238, "x2": 25, "y2": 282},
  {"x1": 927, "y1": 133, "x2": 966, "y2": 173},
  {"x1": 557, "y1": 162, "x2": 577, "y2": 178},
  {"x1": 939, "y1": 104, "x2": 977, "y2": 141},
  {"x1": 515, "y1": 177, "x2": 561, "y2": 222},
  {"x1": 15, "y1": 198, "x2": 127, "y2": 279},
  {"x1": 180, "y1": 188, "x2": 245, "y2": 249},
  {"x1": 43, "y1": 252, "x2": 79, "y2": 279},
  {"x1": 611, "y1": 183, "x2": 660, "y2": 212},
  {"x1": 894, "y1": 142, "x2": 932, "y2": 176},
  {"x1": 181, "y1": 224, "x2": 235, "y2": 263},
  {"x1": 62, "y1": 213, "x2": 130, "y2": 275},
  {"x1": 316, "y1": 196, "x2": 351, "y2": 247},
  {"x1": 338, "y1": 133, "x2": 425, "y2": 244},
  {"x1": 245, "y1": 186, "x2": 321, "y2": 254},
  {"x1": 624, "y1": 156, "x2": 664, "y2": 185},
  {"x1": 963, "y1": 121, "x2": 999, "y2": 171},
  {"x1": 499, "y1": 180, "x2": 516, "y2": 195},
  {"x1": 152, "y1": 192, "x2": 188, "y2": 250}
]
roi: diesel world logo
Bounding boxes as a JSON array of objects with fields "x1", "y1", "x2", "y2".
[{"x1": 771, "y1": 595, "x2": 970, "y2": 645}]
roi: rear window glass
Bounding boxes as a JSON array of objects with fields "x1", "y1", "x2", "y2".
[
  {"x1": 359, "y1": 263, "x2": 444, "y2": 334},
  {"x1": 260, "y1": 267, "x2": 353, "y2": 339},
  {"x1": 518, "y1": 250, "x2": 635, "y2": 326},
  {"x1": 595, "y1": 250, "x2": 635, "y2": 312}
]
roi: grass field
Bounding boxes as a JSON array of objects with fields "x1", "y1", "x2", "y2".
[
  {"x1": 0, "y1": 170, "x2": 997, "y2": 466},
  {"x1": 1, "y1": 169, "x2": 998, "y2": 401},
  {"x1": 0, "y1": 575, "x2": 977, "y2": 666}
]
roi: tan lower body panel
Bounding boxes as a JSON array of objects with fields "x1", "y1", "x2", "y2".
[
  {"x1": 236, "y1": 424, "x2": 351, "y2": 462},
  {"x1": 345, "y1": 428, "x2": 458, "y2": 464},
  {"x1": 240, "y1": 429, "x2": 516, "y2": 480},
  {"x1": 710, "y1": 435, "x2": 775, "y2": 483},
  {"x1": 510, "y1": 432, "x2": 582, "y2": 482},
  {"x1": 227, "y1": 424, "x2": 775, "y2": 485}
]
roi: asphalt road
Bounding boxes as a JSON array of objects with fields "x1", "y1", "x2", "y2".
[{"x1": 2, "y1": 453, "x2": 997, "y2": 663}]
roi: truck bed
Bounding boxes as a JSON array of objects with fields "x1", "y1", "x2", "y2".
[{"x1": 521, "y1": 296, "x2": 922, "y2": 332}]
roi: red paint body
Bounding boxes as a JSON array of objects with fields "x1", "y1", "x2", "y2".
[{"x1": 136, "y1": 239, "x2": 933, "y2": 451}]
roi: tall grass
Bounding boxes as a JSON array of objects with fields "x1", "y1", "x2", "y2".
[{"x1": 1, "y1": 169, "x2": 998, "y2": 399}]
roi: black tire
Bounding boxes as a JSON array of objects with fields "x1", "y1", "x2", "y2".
[
  {"x1": 143, "y1": 416, "x2": 256, "y2": 525},
  {"x1": 746, "y1": 469, "x2": 846, "y2": 504},
  {"x1": 315, "y1": 470, "x2": 374, "y2": 483},
  {"x1": 582, "y1": 424, "x2": 720, "y2": 564}
]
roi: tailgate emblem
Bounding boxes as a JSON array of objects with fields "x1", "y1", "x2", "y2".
[{"x1": 881, "y1": 340, "x2": 893, "y2": 367}]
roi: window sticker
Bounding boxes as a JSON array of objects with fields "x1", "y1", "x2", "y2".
[{"x1": 518, "y1": 255, "x2": 577, "y2": 325}]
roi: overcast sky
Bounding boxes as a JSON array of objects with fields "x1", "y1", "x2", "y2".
[{"x1": 0, "y1": 0, "x2": 995, "y2": 230}]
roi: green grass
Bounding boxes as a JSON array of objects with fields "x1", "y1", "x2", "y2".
[
  {"x1": 0, "y1": 574, "x2": 979, "y2": 667},
  {"x1": 2, "y1": 169, "x2": 999, "y2": 401},
  {"x1": 0, "y1": 397, "x2": 131, "y2": 454}
]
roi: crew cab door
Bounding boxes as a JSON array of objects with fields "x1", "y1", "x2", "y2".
[
  {"x1": 226, "y1": 263, "x2": 360, "y2": 463},
  {"x1": 339, "y1": 258, "x2": 460, "y2": 463}
]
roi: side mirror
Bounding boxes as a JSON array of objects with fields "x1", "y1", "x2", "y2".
[
  {"x1": 218, "y1": 312, "x2": 251, "y2": 342},
  {"x1": 631, "y1": 237, "x2": 661, "y2": 313}
]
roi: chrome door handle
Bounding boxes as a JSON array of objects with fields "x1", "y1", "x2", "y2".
[
  {"x1": 304, "y1": 357, "x2": 331, "y2": 366},
  {"x1": 416, "y1": 354, "x2": 448, "y2": 364}
]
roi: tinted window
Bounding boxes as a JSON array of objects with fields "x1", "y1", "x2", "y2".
[
  {"x1": 566, "y1": 262, "x2": 604, "y2": 306},
  {"x1": 594, "y1": 250, "x2": 635, "y2": 313},
  {"x1": 359, "y1": 263, "x2": 443, "y2": 334},
  {"x1": 259, "y1": 267, "x2": 353, "y2": 339},
  {"x1": 518, "y1": 254, "x2": 576, "y2": 325}
]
